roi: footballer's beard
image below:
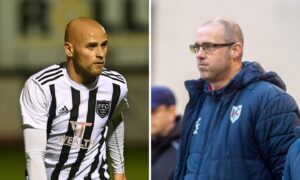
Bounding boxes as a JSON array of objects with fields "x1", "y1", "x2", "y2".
[{"x1": 74, "y1": 62, "x2": 104, "y2": 85}]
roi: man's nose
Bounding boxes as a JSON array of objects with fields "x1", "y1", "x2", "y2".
[
  {"x1": 196, "y1": 48, "x2": 206, "y2": 59},
  {"x1": 96, "y1": 46, "x2": 105, "y2": 58}
]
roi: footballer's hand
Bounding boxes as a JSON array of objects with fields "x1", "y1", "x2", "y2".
[{"x1": 114, "y1": 173, "x2": 126, "y2": 180}]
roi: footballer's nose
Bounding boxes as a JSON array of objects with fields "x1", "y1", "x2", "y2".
[{"x1": 96, "y1": 46, "x2": 106, "y2": 59}]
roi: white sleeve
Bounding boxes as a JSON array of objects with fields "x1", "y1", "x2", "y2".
[
  {"x1": 24, "y1": 128, "x2": 47, "y2": 180},
  {"x1": 20, "y1": 79, "x2": 48, "y2": 129},
  {"x1": 107, "y1": 115, "x2": 125, "y2": 174},
  {"x1": 107, "y1": 98, "x2": 128, "y2": 174}
]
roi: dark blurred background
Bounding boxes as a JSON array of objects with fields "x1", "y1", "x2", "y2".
[{"x1": 0, "y1": 0, "x2": 149, "y2": 179}]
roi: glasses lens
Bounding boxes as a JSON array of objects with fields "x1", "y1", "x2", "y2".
[
  {"x1": 202, "y1": 43, "x2": 214, "y2": 53},
  {"x1": 189, "y1": 44, "x2": 198, "y2": 54}
]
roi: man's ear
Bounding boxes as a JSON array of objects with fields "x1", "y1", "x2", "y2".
[
  {"x1": 231, "y1": 43, "x2": 242, "y2": 59},
  {"x1": 64, "y1": 42, "x2": 73, "y2": 57}
]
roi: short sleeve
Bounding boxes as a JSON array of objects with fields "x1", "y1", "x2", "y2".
[{"x1": 20, "y1": 79, "x2": 49, "y2": 130}]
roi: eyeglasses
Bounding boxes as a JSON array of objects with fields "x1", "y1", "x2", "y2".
[{"x1": 189, "y1": 42, "x2": 236, "y2": 54}]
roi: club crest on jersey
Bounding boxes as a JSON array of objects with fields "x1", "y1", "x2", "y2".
[
  {"x1": 230, "y1": 105, "x2": 242, "y2": 123},
  {"x1": 96, "y1": 100, "x2": 111, "y2": 118}
]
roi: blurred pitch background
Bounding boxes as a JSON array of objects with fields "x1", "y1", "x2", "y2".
[{"x1": 0, "y1": 0, "x2": 148, "y2": 179}]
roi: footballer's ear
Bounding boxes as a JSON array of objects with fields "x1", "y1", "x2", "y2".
[{"x1": 64, "y1": 42, "x2": 74, "y2": 57}]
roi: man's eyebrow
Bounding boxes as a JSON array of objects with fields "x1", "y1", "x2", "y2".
[
  {"x1": 101, "y1": 40, "x2": 108, "y2": 45},
  {"x1": 85, "y1": 40, "x2": 108, "y2": 47},
  {"x1": 195, "y1": 41, "x2": 211, "y2": 45},
  {"x1": 86, "y1": 42, "x2": 98, "y2": 46}
]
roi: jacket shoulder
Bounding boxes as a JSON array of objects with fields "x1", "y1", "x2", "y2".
[
  {"x1": 246, "y1": 81, "x2": 297, "y2": 109},
  {"x1": 246, "y1": 81, "x2": 299, "y2": 124},
  {"x1": 248, "y1": 81, "x2": 285, "y2": 96}
]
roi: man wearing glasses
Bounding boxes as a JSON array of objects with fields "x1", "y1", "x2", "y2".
[{"x1": 174, "y1": 18, "x2": 300, "y2": 180}]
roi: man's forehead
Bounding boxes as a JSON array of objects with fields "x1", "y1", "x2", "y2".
[
  {"x1": 73, "y1": 23, "x2": 105, "y2": 35},
  {"x1": 70, "y1": 26, "x2": 107, "y2": 42},
  {"x1": 196, "y1": 25, "x2": 224, "y2": 40},
  {"x1": 197, "y1": 24, "x2": 223, "y2": 34}
]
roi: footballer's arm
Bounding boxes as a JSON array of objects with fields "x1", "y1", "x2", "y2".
[
  {"x1": 23, "y1": 127, "x2": 47, "y2": 180},
  {"x1": 20, "y1": 79, "x2": 48, "y2": 180},
  {"x1": 107, "y1": 99, "x2": 127, "y2": 180},
  {"x1": 107, "y1": 113, "x2": 126, "y2": 180}
]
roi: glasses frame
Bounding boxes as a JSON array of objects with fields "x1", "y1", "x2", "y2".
[{"x1": 189, "y1": 42, "x2": 236, "y2": 54}]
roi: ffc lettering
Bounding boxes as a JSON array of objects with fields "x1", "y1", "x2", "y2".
[
  {"x1": 96, "y1": 100, "x2": 111, "y2": 118},
  {"x1": 59, "y1": 121, "x2": 94, "y2": 149}
]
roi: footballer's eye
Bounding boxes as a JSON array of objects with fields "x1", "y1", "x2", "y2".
[
  {"x1": 86, "y1": 43, "x2": 98, "y2": 49},
  {"x1": 101, "y1": 41, "x2": 108, "y2": 48}
]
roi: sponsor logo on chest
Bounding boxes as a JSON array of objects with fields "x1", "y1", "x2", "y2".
[{"x1": 59, "y1": 121, "x2": 94, "y2": 149}]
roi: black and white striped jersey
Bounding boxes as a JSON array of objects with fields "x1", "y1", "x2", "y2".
[{"x1": 20, "y1": 63, "x2": 128, "y2": 179}]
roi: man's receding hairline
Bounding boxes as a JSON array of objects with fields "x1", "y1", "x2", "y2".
[
  {"x1": 64, "y1": 17, "x2": 105, "y2": 42},
  {"x1": 199, "y1": 18, "x2": 244, "y2": 44}
]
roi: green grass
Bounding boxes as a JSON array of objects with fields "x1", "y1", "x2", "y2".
[
  {"x1": 123, "y1": 146, "x2": 148, "y2": 180},
  {"x1": 0, "y1": 148, "x2": 25, "y2": 179},
  {"x1": 0, "y1": 146, "x2": 148, "y2": 180}
]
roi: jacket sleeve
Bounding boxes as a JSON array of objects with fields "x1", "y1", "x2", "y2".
[
  {"x1": 255, "y1": 93, "x2": 300, "y2": 179},
  {"x1": 282, "y1": 159, "x2": 291, "y2": 180},
  {"x1": 283, "y1": 139, "x2": 300, "y2": 180}
]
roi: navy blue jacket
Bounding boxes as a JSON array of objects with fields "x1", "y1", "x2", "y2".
[
  {"x1": 283, "y1": 138, "x2": 300, "y2": 180},
  {"x1": 174, "y1": 61, "x2": 300, "y2": 180}
]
